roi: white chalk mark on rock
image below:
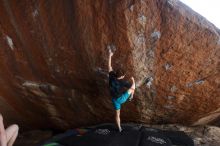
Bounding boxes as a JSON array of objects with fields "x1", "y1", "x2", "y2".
[
  {"x1": 22, "y1": 81, "x2": 47, "y2": 97},
  {"x1": 170, "y1": 85, "x2": 177, "y2": 93},
  {"x1": 167, "y1": 0, "x2": 177, "y2": 7},
  {"x1": 6, "y1": 36, "x2": 14, "y2": 50},
  {"x1": 151, "y1": 31, "x2": 161, "y2": 39},
  {"x1": 186, "y1": 83, "x2": 193, "y2": 88},
  {"x1": 136, "y1": 76, "x2": 153, "y2": 88},
  {"x1": 195, "y1": 79, "x2": 205, "y2": 85},
  {"x1": 22, "y1": 81, "x2": 39, "y2": 88},
  {"x1": 147, "y1": 49, "x2": 155, "y2": 58},
  {"x1": 167, "y1": 96, "x2": 176, "y2": 100},
  {"x1": 146, "y1": 77, "x2": 153, "y2": 88},
  {"x1": 107, "y1": 44, "x2": 116, "y2": 53},
  {"x1": 129, "y1": 5, "x2": 134, "y2": 12},
  {"x1": 164, "y1": 63, "x2": 172, "y2": 71},
  {"x1": 186, "y1": 79, "x2": 205, "y2": 87},
  {"x1": 138, "y1": 14, "x2": 147, "y2": 26},
  {"x1": 32, "y1": 9, "x2": 39, "y2": 17}
]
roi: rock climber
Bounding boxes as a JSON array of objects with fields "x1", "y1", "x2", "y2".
[
  {"x1": 0, "y1": 113, "x2": 19, "y2": 146},
  {"x1": 108, "y1": 49, "x2": 136, "y2": 132}
]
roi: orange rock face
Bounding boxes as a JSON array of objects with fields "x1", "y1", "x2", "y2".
[{"x1": 0, "y1": 0, "x2": 219, "y2": 130}]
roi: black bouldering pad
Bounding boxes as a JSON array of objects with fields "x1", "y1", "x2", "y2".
[
  {"x1": 59, "y1": 124, "x2": 141, "y2": 146},
  {"x1": 140, "y1": 127, "x2": 172, "y2": 146},
  {"x1": 40, "y1": 124, "x2": 195, "y2": 146},
  {"x1": 161, "y1": 130, "x2": 194, "y2": 146}
]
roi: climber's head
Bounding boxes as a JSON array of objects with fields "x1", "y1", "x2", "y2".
[{"x1": 115, "y1": 69, "x2": 125, "y2": 79}]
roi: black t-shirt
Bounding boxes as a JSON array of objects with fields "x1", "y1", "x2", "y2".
[{"x1": 109, "y1": 71, "x2": 131, "y2": 98}]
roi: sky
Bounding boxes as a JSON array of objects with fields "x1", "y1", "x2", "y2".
[{"x1": 180, "y1": 0, "x2": 220, "y2": 28}]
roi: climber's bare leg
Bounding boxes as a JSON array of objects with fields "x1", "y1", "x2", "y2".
[
  {"x1": 0, "y1": 114, "x2": 7, "y2": 146},
  {"x1": 115, "y1": 109, "x2": 122, "y2": 132},
  {"x1": 6, "y1": 124, "x2": 19, "y2": 146}
]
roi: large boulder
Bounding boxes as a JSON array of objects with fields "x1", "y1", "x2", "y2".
[{"x1": 0, "y1": 0, "x2": 219, "y2": 130}]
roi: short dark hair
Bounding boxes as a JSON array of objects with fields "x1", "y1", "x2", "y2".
[{"x1": 115, "y1": 69, "x2": 125, "y2": 78}]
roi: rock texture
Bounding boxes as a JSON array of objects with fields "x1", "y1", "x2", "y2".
[{"x1": 0, "y1": 0, "x2": 219, "y2": 130}]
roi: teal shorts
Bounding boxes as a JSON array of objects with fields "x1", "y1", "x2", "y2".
[{"x1": 112, "y1": 91, "x2": 131, "y2": 110}]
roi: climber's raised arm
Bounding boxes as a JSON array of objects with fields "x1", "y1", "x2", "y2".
[{"x1": 108, "y1": 50, "x2": 113, "y2": 72}]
